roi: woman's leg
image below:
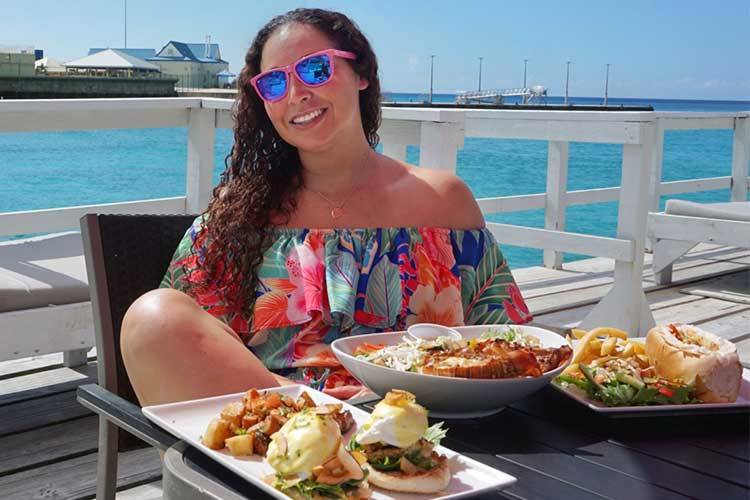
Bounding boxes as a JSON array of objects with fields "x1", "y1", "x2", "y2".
[{"x1": 121, "y1": 288, "x2": 279, "y2": 406}]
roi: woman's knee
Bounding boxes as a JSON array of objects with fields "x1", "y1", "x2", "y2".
[{"x1": 121, "y1": 288, "x2": 203, "y2": 357}]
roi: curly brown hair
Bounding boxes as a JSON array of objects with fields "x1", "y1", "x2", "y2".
[{"x1": 188, "y1": 8, "x2": 382, "y2": 323}]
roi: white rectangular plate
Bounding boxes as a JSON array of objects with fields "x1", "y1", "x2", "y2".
[
  {"x1": 143, "y1": 384, "x2": 516, "y2": 499},
  {"x1": 552, "y1": 337, "x2": 750, "y2": 417}
]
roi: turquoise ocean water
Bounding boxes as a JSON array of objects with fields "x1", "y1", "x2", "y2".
[{"x1": 1, "y1": 95, "x2": 748, "y2": 269}]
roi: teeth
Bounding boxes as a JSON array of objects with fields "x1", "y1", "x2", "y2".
[{"x1": 292, "y1": 109, "x2": 324, "y2": 124}]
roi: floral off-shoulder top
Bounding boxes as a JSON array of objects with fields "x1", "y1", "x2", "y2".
[{"x1": 161, "y1": 217, "x2": 532, "y2": 399}]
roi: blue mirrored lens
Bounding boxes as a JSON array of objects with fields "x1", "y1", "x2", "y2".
[
  {"x1": 296, "y1": 55, "x2": 332, "y2": 85},
  {"x1": 257, "y1": 70, "x2": 287, "y2": 100}
]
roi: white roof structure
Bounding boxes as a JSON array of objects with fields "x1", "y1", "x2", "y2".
[
  {"x1": 35, "y1": 57, "x2": 66, "y2": 72},
  {"x1": 64, "y1": 49, "x2": 160, "y2": 70}
]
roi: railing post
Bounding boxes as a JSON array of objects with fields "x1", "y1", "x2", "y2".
[
  {"x1": 379, "y1": 125, "x2": 408, "y2": 161},
  {"x1": 419, "y1": 121, "x2": 463, "y2": 173},
  {"x1": 581, "y1": 120, "x2": 657, "y2": 336},
  {"x1": 645, "y1": 120, "x2": 665, "y2": 252},
  {"x1": 186, "y1": 106, "x2": 216, "y2": 214},
  {"x1": 731, "y1": 116, "x2": 749, "y2": 202},
  {"x1": 543, "y1": 141, "x2": 569, "y2": 269}
]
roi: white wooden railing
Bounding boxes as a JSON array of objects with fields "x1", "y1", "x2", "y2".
[{"x1": 0, "y1": 98, "x2": 748, "y2": 363}]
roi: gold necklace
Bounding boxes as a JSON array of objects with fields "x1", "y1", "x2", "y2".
[{"x1": 311, "y1": 150, "x2": 373, "y2": 219}]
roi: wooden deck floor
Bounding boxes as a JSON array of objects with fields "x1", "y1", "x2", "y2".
[{"x1": 1, "y1": 244, "x2": 748, "y2": 500}]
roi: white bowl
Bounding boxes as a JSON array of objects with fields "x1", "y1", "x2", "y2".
[
  {"x1": 331, "y1": 325, "x2": 571, "y2": 418},
  {"x1": 406, "y1": 323, "x2": 462, "y2": 341}
]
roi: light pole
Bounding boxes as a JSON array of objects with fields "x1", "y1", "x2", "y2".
[
  {"x1": 523, "y1": 58, "x2": 528, "y2": 103},
  {"x1": 478, "y1": 56, "x2": 483, "y2": 91},
  {"x1": 124, "y1": 0, "x2": 128, "y2": 48},
  {"x1": 604, "y1": 63, "x2": 610, "y2": 106},
  {"x1": 564, "y1": 61, "x2": 571, "y2": 105},
  {"x1": 429, "y1": 55, "x2": 435, "y2": 104}
]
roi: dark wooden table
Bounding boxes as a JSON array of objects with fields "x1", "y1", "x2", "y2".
[{"x1": 160, "y1": 386, "x2": 749, "y2": 500}]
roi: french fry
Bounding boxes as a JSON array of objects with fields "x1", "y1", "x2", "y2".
[
  {"x1": 600, "y1": 337, "x2": 617, "y2": 356},
  {"x1": 571, "y1": 328, "x2": 588, "y2": 339},
  {"x1": 562, "y1": 363, "x2": 579, "y2": 376},
  {"x1": 571, "y1": 327, "x2": 628, "y2": 364},
  {"x1": 621, "y1": 342, "x2": 635, "y2": 357},
  {"x1": 589, "y1": 327, "x2": 628, "y2": 340},
  {"x1": 632, "y1": 341, "x2": 646, "y2": 355}
]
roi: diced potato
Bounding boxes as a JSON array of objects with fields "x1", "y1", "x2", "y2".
[
  {"x1": 243, "y1": 388, "x2": 260, "y2": 411},
  {"x1": 220, "y1": 402, "x2": 245, "y2": 428},
  {"x1": 265, "y1": 392, "x2": 282, "y2": 409},
  {"x1": 242, "y1": 413, "x2": 260, "y2": 429},
  {"x1": 203, "y1": 418, "x2": 232, "y2": 450},
  {"x1": 261, "y1": 414, "x2": 284, "y2": 435},
  {"x1": 225, "y1": 434, "x2": 254, "y2": 456},
  {"x1": 296, "y1": 392, "x2": 315, "y2": 410}
]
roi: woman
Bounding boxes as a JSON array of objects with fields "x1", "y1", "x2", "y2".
[{"x1": 121, "y1": 8, "x2": 532, "y2": 406}]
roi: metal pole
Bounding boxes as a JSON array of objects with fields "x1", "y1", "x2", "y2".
[
  {"x1": 604, "y1": 63, "x2": 610, "y2": 106},
  {"x1": 564, "y1": 61, "x2": 571, "y2": 105},
  {"x1": 429, "y1": 55, "x2": 435, "y2": 104},
  {"x1": 124, "y1": 0, "x2": 127, "y2": 48},
  {"x1": 523, "y1": 59, "x2": 528, "y2": 103},
  {"x1": 478, "y1": 56, "x2": 483, "y2": 91}
]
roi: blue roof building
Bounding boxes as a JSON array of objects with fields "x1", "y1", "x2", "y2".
[
  {"x1": 148, "y1": 41, "x2": 227, "y2": 64},
  {"x1": 146, "y1": 41, "x2": 229, "y2": 88}
]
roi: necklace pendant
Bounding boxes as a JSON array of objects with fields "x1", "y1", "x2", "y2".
[{"x1": 331, "y1": 206, "x2": 344, "y2": 219}]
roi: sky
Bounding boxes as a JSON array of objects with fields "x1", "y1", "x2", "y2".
[{"x1": 2, "y1": 0, "x2": 749, "y2": 100}]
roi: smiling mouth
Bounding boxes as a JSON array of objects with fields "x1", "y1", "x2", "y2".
[{"x1": 290, "y1": 108, "x2": 326, "y2": 125}]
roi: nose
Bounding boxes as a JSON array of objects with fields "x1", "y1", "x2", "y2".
[{"x1": 287, "y1": 72, "x2": 312, "y2": 104}]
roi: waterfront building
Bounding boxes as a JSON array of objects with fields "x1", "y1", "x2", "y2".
[
  {"x1": 88, "y1": 47, "x2": 156, "y2": 60},
  {"x1": 34, "y1": 57, "x2": 66, "y2": 75},
  {"x1": 64, "y1": 48, "x2": 161, "y2": 78},
  {"x1": 148, "y1": 41, "x2": 229, "y2": 88},
  {"x1": 216, "y1": 69, "x2": 236, "y2": 88},
  {"x1": 0, "y1": 46, "x2": 35, "y2": 77}
]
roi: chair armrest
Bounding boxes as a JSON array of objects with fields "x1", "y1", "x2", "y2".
[{"x1": 77, "y1": 383, "x2": 179, "y2": 451}]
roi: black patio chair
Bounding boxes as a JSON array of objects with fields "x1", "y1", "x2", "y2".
[{"x1": 76, "y1": 213, "x2": 196, "y2": 500}]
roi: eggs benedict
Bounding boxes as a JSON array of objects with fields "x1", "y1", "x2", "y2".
[
  {"x1": 349, "y1": 390, "x2": 450, "y2": 493},
  {"x1": 266, "y1": 409, "x2": 370, "y2": 499}
]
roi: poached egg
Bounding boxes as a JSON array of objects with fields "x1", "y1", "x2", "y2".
[
  {"x1": 355, "y1": 390, "x2": 428, "y2": 448},
  {"x1": 266, "y1": 410, "x2": 341, "y2": 476}
]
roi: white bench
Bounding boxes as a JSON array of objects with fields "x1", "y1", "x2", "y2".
[
  {"x1": 0, "y1": 232, "x2": 93, "y2": 366},
  {"x1": 648, "y1": 200, "x2": 750, "y2": 285}
]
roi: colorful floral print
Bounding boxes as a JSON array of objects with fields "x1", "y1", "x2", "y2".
[{"x1": 161, "y1": 218, "x2": 532, "y2": 396}]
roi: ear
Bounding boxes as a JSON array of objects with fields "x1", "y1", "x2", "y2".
[{"x1": 358, "y1": 76, "x2": 369, "y2": 91}]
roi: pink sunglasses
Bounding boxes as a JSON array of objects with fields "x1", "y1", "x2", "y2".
[{"x1": 250, "y1": 48, "x2": 357, "y2": 103}]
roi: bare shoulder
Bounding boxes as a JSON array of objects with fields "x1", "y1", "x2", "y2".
[{"x1": 390, "y1": 160, "x2": 484, "y2": 229}]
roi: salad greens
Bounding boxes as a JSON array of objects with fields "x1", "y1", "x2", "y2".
[
  {"x1": 275, "y1": 473, "x2": 368, "y2": 499},
  {"x1": 423, "y1": 421, "x2": 448, "y2": 446},
  {"x1": 557, "y1": 365, "x2": 700, "y2": 407}
]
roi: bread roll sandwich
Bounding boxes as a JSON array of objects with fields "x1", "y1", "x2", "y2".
[
  {"x1": 348, "y1": 390, "x2": 450, "y2": 494},
  {"x1": 646, "y1": 324, "x2": 742, "y2": 403}
]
